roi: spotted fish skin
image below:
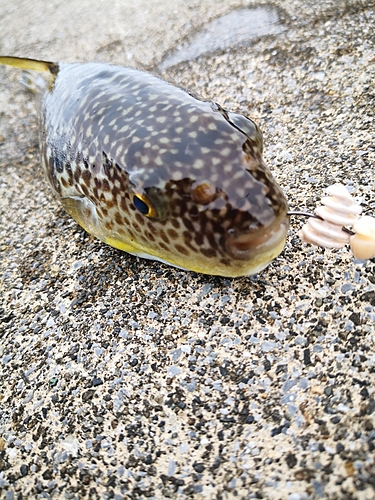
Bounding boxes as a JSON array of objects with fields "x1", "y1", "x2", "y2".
[{"x1": 1, "y1": 57, "x2": 289, "y2": 277}]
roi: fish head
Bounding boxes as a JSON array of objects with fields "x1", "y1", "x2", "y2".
[{"x1": 115, "y1": 105, "x2": 289, "y2": 277}]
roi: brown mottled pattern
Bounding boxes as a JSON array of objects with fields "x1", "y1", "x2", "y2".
[{"x1": 38, "y1": 62, "x2": 289, "y2": 277}]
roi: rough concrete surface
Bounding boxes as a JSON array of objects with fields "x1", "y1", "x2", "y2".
[{"x1": 1, "y1": 0, "x2": 375, "y2": 499}]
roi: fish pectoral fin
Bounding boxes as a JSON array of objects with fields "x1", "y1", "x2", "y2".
[{"x1": 60, "y1": 196, "x2": 102, "y2": 238}]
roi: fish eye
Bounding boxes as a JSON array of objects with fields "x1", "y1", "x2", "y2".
[
  {"x1": 132, "y1": 194, "x2": 157, "y2": 218},
  {"x1": 133, "y1": 195, "x2": 149, "y2": 214}
]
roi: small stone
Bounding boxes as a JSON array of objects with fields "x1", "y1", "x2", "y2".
[
  {"x1": 219, "y1": 365, "x2": 228, "y2": 376},
  {"x1": 20, "y1": 464, "x2": 28, "y2": 476},
  {"x1": 341, "y1": 283, "x2": 355, "y2": 293},
  {"x1": 193, "y1": 462, "x2": 205, "y2": 473},
  {"x1": 245, "y1": 415, "x2": 255, "y2": 424},
  {"x1": 60, "y1": 435, "x2": 80, "y2": 456},
  {"x1": 167, "y1": 366, "x2": 181, "y2": 377},
  {"x1": 303, "y1": 348, "x2": 311, "y2": 365},
  {"x1": 285, "y1": 453, "x2": 297, "y2": 468},
  {"x1": 261, "y1": 341, "x2": 278, "y2": 352},
  {"x1": 168, "y1": 459, "x2": 176, "y2": 476},
  {"x1": 82, "y1": 389, "x2": 95, "y2": 402},
  {"x1": 330, "y1": 416, "x2": 341, "y2": 424},
  {"x1": 42, "y1": 468, "x2": 53, "y2": 480},
  {"x1": 282, "y1": 379, "x2": 297, "y2": 393},
  {"x1": 324, "y1": 386, "x2": 333, "y2": 396},
  {"x1": 336, "y1": 443, "x2": 345, "y2": 454}
]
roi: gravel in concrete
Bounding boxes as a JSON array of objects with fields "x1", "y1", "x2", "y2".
[{"x1": 1, "y1": 1, "x2": 375, "y2": 499}]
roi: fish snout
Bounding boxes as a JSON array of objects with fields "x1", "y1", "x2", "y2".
[{"x1": 225, "y1": 214, "x2": 290, "y2": 261}]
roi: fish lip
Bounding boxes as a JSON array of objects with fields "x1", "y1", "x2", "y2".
[{"x1": 225, "y1": 216, "x2": 290, "y2": 261}]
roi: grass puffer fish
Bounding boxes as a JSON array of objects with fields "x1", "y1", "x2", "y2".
[{"x1": 0, "y1": 56, "x2": 289, "y2": 277}]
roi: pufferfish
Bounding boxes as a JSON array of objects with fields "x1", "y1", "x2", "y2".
[{"x1": 0, "y1": 56, "x2": 289, "y2": 277}]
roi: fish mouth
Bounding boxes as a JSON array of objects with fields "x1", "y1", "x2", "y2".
[{"x1": 225, "y1": 216, "x2": 290, "y2": 261}]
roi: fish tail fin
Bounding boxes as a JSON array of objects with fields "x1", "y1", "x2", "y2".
[{"x1": 0, "y1": 56, "x2": 58, "y2": 75}]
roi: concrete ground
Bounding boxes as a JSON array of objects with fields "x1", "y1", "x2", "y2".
[{"x1": 0, "y1": 0, "x2": 374, "y2": 499}]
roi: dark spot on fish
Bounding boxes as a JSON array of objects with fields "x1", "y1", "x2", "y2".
[
  {"x1": 135, "y1": 212, "x2": 144, "y2": 225},
  {"x1": 194, "y1": 233, "x2": 204, "y2": 246},
  {"x1": 82, "y1": 169, "x2": 92, "y2": 186},
  {"x1": 182, "y1": 217, "x2": 194, "y2": 232},
  {"x1": 65, "y1": 161, "x2": 73, "y2": 176},
  {"x1": 120, "y1": 197, "x2": 128, "y2": 211},
  {"x1": 167, "y1": 228, "x2": 178, "y2": 240},
  {"x1": 189, "y1": 205, "x2": 199, "y2": 217},
  {"x1": 171, "y1": 218, "x2": 180, "y2": 229},
  {"x1": 50, "y1": 155, "x2": 64, "y2": 173},
  {"x1": 160, "y1": 230, "x2": 170, "y2": 244},
  {"x1": 148, "y1": 225, "x2": 158, "y2": 235},
  {"x1": 74, "y1": 166, "x2": 82, "y2": 182},
  {"x1": 175, "y1": 244, "x2": 189, "y2": 256},
  {"x1": 112, "y1": 185, "x2": 120, "y2": 198},
  {"x1": 106, "y1": 199, "x2": 116, "y2": 209},
  {"x1": 201, "y1": 248, "x2": 217, "y2": 258},
  {"x1": 183, "y1": 230, "x2": 193, "y2": 242},
  {"x1": 98, "y1": 206, "x2": 108, "y2": 217}
]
